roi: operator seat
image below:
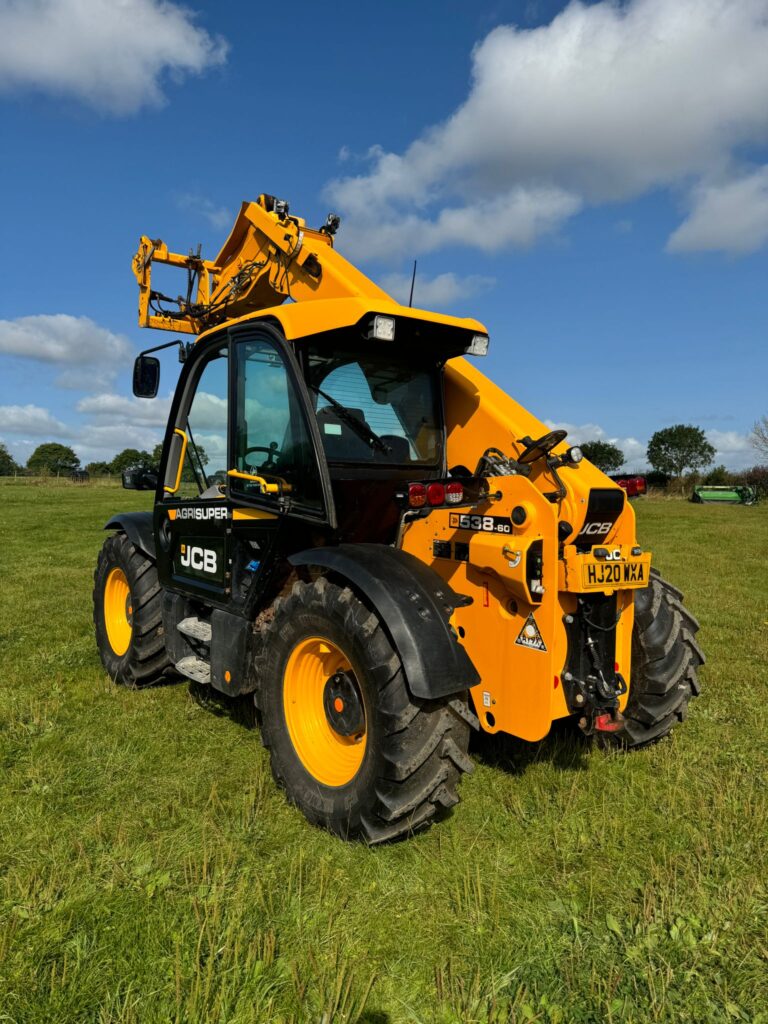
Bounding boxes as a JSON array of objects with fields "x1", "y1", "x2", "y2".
[{"x1": 316, "y1": 406, "x2": 375, "y2": 460}]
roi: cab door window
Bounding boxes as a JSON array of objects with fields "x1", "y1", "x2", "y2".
[
  {"x1": 232, "y1": 336, "x2": 324, "y2": 514},
  {"x1": 164, "y1": 345, "x2": 228, "y2": 498}
]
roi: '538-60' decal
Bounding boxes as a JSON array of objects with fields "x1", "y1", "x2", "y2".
[{"x1": 449, "y1": 513, "x2": 512, "y2": 534}]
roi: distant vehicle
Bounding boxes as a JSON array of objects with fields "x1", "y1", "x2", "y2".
[
  {"x1": 691, "y1": 485, "x2": 758, "y2": 505},
  {"x1": 71, "y1": 470, "x2": 90, "y2": 484},
  {"x1": 610, "y1": 474, "x2": 647, "y2": 499}
]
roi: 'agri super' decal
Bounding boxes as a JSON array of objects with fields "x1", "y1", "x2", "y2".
[
  {"x1": 514, "y1": 613, "x2": 547, "y2": 652},
  {"x1": 168, "y1": 506, "x2": 229, "y2": 521}
]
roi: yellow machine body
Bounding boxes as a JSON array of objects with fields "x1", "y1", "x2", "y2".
[
  {"x1": 401, "y1": 360, "x2": 646, "y2": 741},
  {"x1": 132, "y1": 194, "x2": 650, "y2": 743}
]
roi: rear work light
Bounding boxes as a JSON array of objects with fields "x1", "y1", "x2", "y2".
[
  {"x1": 408, "y1": 483, "x2": 427, "y2": 508},
  {"x1": 445, "y1": 481, "x2": 464, "y2": 504},
  {"x1": 465, "y1": 334, "x2": 490, "y2": 356},
  {"x1": 370, "y1": 315, "x2": 396, "y2": 341}
]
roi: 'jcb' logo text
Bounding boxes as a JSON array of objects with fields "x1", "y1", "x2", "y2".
[
  {"x1": 179, "y1": 544, "x2": 217, "y2": 574},
  {"x1": 578, "y1": 521, "x2": 613, "y2": 537}
]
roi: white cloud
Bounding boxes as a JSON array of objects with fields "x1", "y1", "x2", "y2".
[
  {"x1": 74, "y1": 392, "x2": 175, "y2": 461},
  {"x1": 667, "y1": 168, "x2": 768, "y2": 254},
  {"x1": 706, "y1": 428, "x2": 757, "y2": 469},
  {"x1": 545, "y1": 419, "x2": 648, "y2": 470},
  {"x1": 0, "y1": 314, "x2": 133, "y2": 389},
  {"x1": 328, "y1": 0, "x2": 768, "y2": 260},
  {"x1": 0, "y1": 0, "x2": 227, "y2": 115},
  {"x1": 0, "y1": 404, "x2": 67, "y2": 436},
  {"x1": 544, "y1": 420, "x2": 759, "y2": 471},
  {"x1": 176, "y1": 193, "x2": 233, "y2": 230},
  {"x1": 379, "y1": 271, "x2": 496, "y2": 310},
  {"x1": 337, "y1": 188, "x2": 581, "y2": 262},
  {"x1": 76, "y1": 392, "x2": 172, "y2": 426}
]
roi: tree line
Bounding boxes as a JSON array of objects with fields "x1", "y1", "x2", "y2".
[
  {"x1": 0, "y1": 441, "x2": 207, "y2": 479},
  {"x1": 2, "y1": 419, "x2": 767, "y2": 491}
]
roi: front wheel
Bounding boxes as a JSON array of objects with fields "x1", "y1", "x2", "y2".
[
  {"x1": 616, "y1": 569, "x2": 704, "y2": 747},
  {"x1": 93, "y1": 533, "x2": 171, "y2": 687},
  {"x1": 254, "y1": 578, "x2": 473, "y2": 843}
]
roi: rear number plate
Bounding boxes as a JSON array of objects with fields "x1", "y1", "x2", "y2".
[{"x1": 582, "y1": 560, "x2": 649, "y2": 589}]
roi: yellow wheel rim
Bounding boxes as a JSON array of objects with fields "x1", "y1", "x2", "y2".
[
  {"x1": 283, "y1": 637, "x2": 367, "y2": 787},
  {"x1": 104, "y1": 567, "x2": 133, "y2": 657}
]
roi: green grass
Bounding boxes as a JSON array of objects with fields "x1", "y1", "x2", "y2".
[{"x1": 1, "y1": 483, "x2": 766, "y2": 1023}]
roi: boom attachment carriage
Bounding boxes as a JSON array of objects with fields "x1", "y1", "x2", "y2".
[{"x1": 132, "y1": 193, "x2": 391, "y2": 335}]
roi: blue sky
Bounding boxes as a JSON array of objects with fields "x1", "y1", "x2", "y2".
[{"x1": 1, "y1": 0, "x2": 767, "y2": 470}]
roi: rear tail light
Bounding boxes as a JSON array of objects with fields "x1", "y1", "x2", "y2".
[
  {"x1": 426, "y1": 482, "x2": 445, "y2": 506},
  {"x1": 405, "y1": 480, "x2": 467, "y2": 509},
  {"x1": 408, "y1": 483, "x2": 427, "y2": 508}
]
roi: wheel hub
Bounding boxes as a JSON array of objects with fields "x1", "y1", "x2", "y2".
[{"x1": 323, "y1": 671, "x2": 365, "y2": 738}]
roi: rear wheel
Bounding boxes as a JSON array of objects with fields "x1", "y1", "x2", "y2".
[
  {"x1": 254, "y1": 578, "x2": 473, "y2": 843},
  {"x1": 93, "y1": 533, "x2": 171, "y2": 687},
  {"x1": 617, "y1": 569, "x2": 704, "y2": 747}
]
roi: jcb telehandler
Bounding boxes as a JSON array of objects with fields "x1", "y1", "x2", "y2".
[{"x1": 93, "y1": 195, "x2": 703, "y2": 842}]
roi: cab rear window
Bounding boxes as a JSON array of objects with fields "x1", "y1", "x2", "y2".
[{"x1": 306, "y1": 348, "x2": 442, "y2": 466}]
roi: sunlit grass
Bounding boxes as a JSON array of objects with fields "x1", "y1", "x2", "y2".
[{"x1": 0, "y1": 484, "x2": 766, "y2": 1022}]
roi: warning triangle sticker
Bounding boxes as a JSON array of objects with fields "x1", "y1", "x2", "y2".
[{"x1": 514, "y1": 612, "x2": 547, "y2": 652}]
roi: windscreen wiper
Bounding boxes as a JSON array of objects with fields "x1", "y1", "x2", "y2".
[{"x1": 310, "y1": 385, "x2": 392, "y2": 455}]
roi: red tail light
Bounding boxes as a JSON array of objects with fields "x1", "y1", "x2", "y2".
[
  {"x1": 445, "y1": 482, "x2": 464, "y2": 504},
  {"x1": 408, "y1": 483, "x2": 427, "y2": 508},
  {"x1": 426, "y1": 482, "x2": 445, "y2": 506}
]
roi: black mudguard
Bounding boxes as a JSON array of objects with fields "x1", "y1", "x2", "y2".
[
  {"x1": 289, "y1": 543, "x2": 480, "y2": 700},
  {"x1": 105, "y1": 512, "x2": 156, "y2": 560}
]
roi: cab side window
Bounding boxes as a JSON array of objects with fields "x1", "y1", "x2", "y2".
[
  {"x1": 164, "y1": 345, "x2": 228, "y2": 498},
  {"x1": 232, "y1": 337, "x2": 324, "y2": 513}
]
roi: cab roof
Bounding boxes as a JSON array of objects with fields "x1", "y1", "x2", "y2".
[{"x1": 196, "y1": 297, "x2": 488, "y2": 347}]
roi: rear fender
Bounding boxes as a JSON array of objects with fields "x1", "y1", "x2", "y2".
[
  {"x1": 105, "y1": 512, "x2": 155, "y2": 560},
  {"x1": 289, "y1": 543, "x2": 479, "y2": 700}
]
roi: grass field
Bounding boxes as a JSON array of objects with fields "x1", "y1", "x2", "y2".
[{"x1": 1, "y1": 482, "x2": 766, "y2": 1023}]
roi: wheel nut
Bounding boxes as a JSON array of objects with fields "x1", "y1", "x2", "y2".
[{"x1": 575, "y1": 694, "x2": 585, "y2": 705}]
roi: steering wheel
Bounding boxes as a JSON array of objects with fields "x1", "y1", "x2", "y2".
[
  {"x1": 244, "y1": 442, "x2": 281, "y2": 468},
  {"x1": 517, "y1": 429, "x2": 567, "y2": 465}
]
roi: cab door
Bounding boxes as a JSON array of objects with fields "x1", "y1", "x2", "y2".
[
  {"x1": 155, "y1": 324, "x2": 334, "y2": 612},
  {"x1": 155, "y1": 338, "x2": 233, "y2": 605}
]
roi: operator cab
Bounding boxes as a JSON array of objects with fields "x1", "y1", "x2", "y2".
[{"x1": 148, "y1": 314, "x2": 483, "y2": 547}]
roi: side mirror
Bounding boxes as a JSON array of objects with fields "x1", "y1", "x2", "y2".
[
  {"x1": 133, "y1": 355, "x2": 160, "y2": 398},
  {"x1": 122, "y1": 468, "x2": 158, "y2": 490}
]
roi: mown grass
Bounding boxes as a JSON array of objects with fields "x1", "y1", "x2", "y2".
[{"x1": 0, "y1": 482, "x2": 766, "y2": 1023}]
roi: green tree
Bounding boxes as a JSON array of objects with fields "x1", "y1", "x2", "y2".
[
  {"x1": 27, "y1": 442, "x2": 80, "y2": 476},
  {"x1": 182, "y1": 443, "x2": 209, "y2": 483},
  {"x1": 750, "y1": 415, "x2": 768, "y2": 460},
  {"x1": 579, "y1": 440, "x2": 625, "y2": 474},
  {"x1": 647, "y1": 425, "x2": 715, "y2": 480},
  {"x1": 703, "y1": 464, "x2": 731, "y2": 485},
  {"x1": 85, "y1": 461, "x2": 113, "y2": 476},
  {"x1": 110, "y1": 448, "x2": 153, "y2": 474},
  {"x1": 151, "y1": 442, "x2": 164, "y2": 468},
  {"x1": 0, "y1": 442, "x2": 19, "y2": 475}
]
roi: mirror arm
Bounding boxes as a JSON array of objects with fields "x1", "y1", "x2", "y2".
[{"x1": 137, "y1": 338, "x2": 192, "y2": 363}]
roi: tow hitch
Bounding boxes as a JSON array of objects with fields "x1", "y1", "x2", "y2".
[{"x1": 562, "y1": 594, "x2": 628, "y2": 733}]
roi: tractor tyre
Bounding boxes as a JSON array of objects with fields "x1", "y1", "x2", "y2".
[
  {"x1": 616, "y1": 568, "x2": 704, "y2": 747},
  {"x1": 93, "y1": 532, "x2": 171, "y2": 687},
  {"x1": 254, "y1": 577, "x2": 473, "y2": 843}
]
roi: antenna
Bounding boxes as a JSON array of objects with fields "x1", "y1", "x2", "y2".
[{"x1": 408, "y1": 260, "x2": 417, "y2": 307}]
